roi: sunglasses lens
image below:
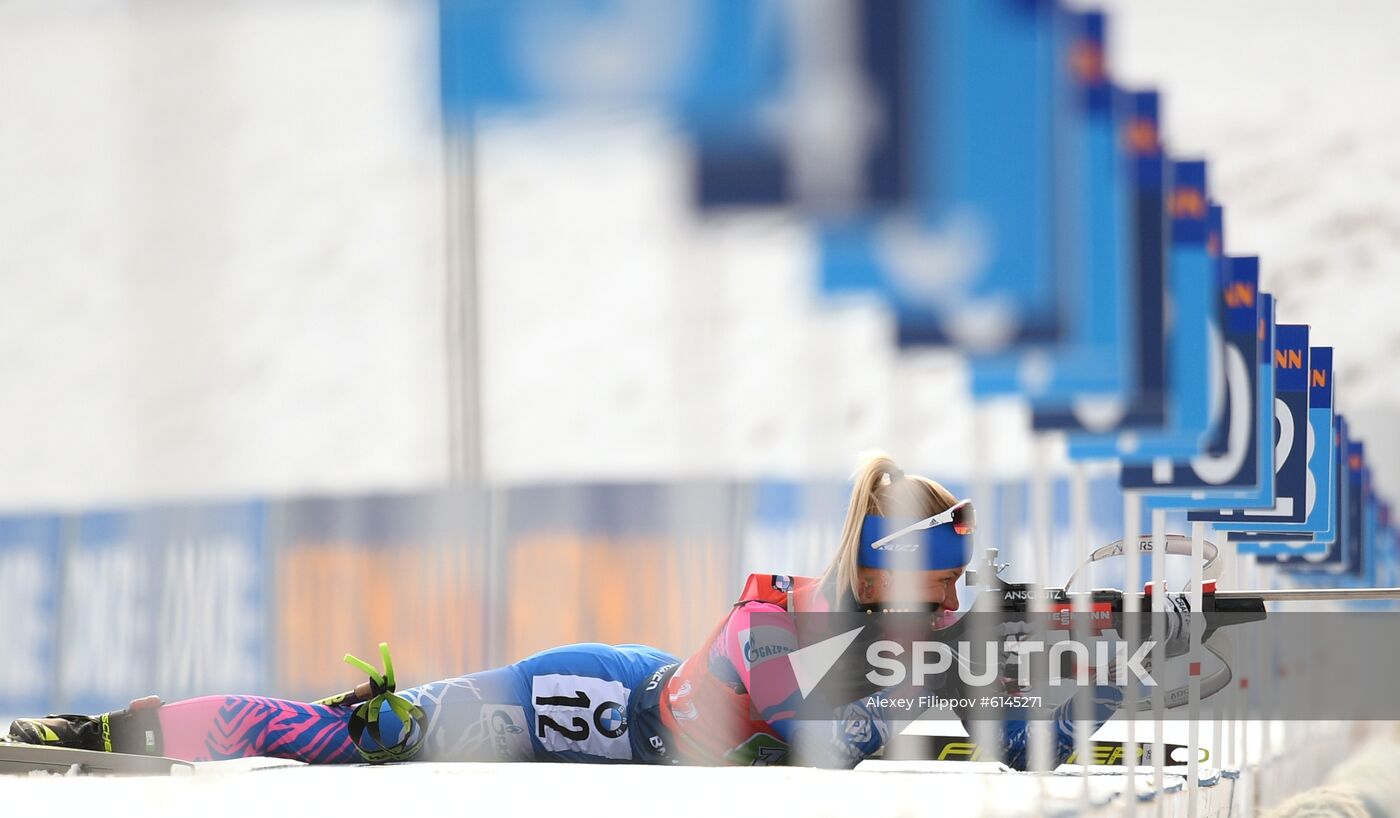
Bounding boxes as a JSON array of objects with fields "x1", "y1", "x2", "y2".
[{"x1": 952, "y1": 501, "x2": 975, "y2": 536}]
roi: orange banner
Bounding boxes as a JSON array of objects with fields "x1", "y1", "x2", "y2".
[
  {"x1": 504, "y1": 533, "x2": 732, "y2": 662},
  {"x1": 277, "y1": 534, "x2": 735, "y2": 698},
  {"x1": 276, "y1": 541, "x2": 486, "y2": 698}
]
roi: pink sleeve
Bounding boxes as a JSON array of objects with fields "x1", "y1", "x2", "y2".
[{"x1": 720, "y1": 602, "x2": 801, "y2": 740}]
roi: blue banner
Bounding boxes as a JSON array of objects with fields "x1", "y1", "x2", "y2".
[
  {"x1": 1346, "y1": 451, "x2": 1369, "y2": 578},
  {"x1": 1200, "y1": 204, "x2": 1229, "y2": 456},
  {"x1": 691, "y1": 0, "x2": 910, "y2": 211},
  {"x1": 1137, "y1": 288, "x2": 1276, "y2": 512},
  {"x1": 1182, "y1": 304, "x2": 1293, "y2": 521},
  {"x1": 1364, "y1": 482, "x2": 1378, "y2": 585},
  {"x1": 63, "y1": 511, "x2": 158, "y2": 713},
  {"x1": 1122, "y1": 251, "x2": 1258, "y2": 495},
  {"x1": 0, "y1": 517, "x2": 61, "y2": 719},
  {"x1": 1264, "y1": 421, "x2": 1351, "y2": 571},
  {"x1": 1230, "y1": 347, "x2": 1335, "y2": 544},
  {"x1": 1379, "y1": 502, "x2": 1397, "y2": 587},
  {"x1": 438, "y1": 0, "x2": 789, "y2": 133},
  {"x1": 150, "y1": 503, "x2": 267, "y2": 701},
  {"x1": 63, "y1": 503, "x2": 266, "y2": 713},
  {"x1": 1070, "y1": 159, "x2": 1213, "y2": 459},
  {"x1": 970, "y1": 11, "x2": 1130, "y2": 399},
  {"x1": 1032, "y1": 89, "x2": 1168, "y2": 433},
  {"x1": 820, "y1": 0, "x2": 1067, "y2": 354},
  {"x1": 1208, "y1": 325, "x2": 1310, "y2": 527}
]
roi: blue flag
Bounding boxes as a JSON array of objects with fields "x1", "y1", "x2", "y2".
[
  {"x1": 971, "y1": 10, "x2": 1131, "y2": 399},
  {"x1": 820, "y1": 0, "x2": 1066, "y2": 354},
  {"x1": 1264, "y1": 424, "x2": 1353, "y2": 572},
  {"x1": 1032, "y1": 89, "x2": 1168, "y2": 434},
  {"x1": 1133, "y1": 284, "x2": 1275, "y2": 512},
  {"x1": 438, "y1": 0, "x2": 790, "y2": 131},
  {"x1": 1208, "y1": 326, "x2": 1310, "y2": 527},
  {"x1": 693, "y1": 0, "x2": 905, "y2": 211},
  {"x1": 1071, "y1": 159, "x2": 1214, "y2": 459},
  {"x1": 1231, "y1": 347, "x2": 1336, "y2": 545},
  {"x1": 1122, "y1": 247, "x2": 1259, "y2": 495}
]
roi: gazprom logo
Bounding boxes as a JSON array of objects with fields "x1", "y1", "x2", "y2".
[{"x1": 745, "y1": 642, "x2": 791, "y2": 663}]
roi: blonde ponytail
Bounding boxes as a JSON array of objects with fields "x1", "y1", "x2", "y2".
[{"x1": 821, "y1": 451, "x2": 959, "y2": 604}]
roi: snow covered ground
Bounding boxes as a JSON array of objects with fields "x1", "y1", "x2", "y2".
[
  {"x1": 0, "y1": 717, "x2": 1344, "y2": 818},
  {"x1": 8, "y1": 715, "x2": 1393, "y2": 817},
  {"x1": 7, "y1": 719, "x2": 1382, "y2": 818},
  {"x1": 0, "y1": 718, "x2": 1365, "y2": 818},
  {"x1": 0, "y1": 757, "x2": 1238, "y2": 818}
]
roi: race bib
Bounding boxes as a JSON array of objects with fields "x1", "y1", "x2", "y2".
[{"x1": 531, "y1": 674, "x2": 632, "y2": 760}]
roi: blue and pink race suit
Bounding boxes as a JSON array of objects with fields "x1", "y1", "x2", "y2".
[
  {"x1": 642, "y1": 573, "x2": 1122, "y2": 769},
  {"x1": 145, "y1": 574, "x2": 1115, "y2": 767}
]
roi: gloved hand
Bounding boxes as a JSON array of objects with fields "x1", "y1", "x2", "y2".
[{"x1": 1161, "y1": 592, "x2": 1193, "y2": 658}]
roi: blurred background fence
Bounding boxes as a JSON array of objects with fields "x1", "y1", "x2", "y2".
[{"x1": 0, "y1": 475, "x2": 1128, "y2": 722}]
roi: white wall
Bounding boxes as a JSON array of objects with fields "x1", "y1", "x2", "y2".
[
  {"x1": 472, "y1": 111, "x2": 997, "y2": 485},
  {"x1": 1095, "y1": 0, "x2": 1400, "y2": 411},
  {"x1": 1, "y1": 1, "x2": 1397, "y2": 510},
  {"x1": 0, "y1": 2, "x2": 450, "y2": 508}
]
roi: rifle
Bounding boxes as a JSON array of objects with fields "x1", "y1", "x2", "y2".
[
  {"x1": 951, "y1": 534, "x2": 1400, "y2": 706},
  {"x1": 886, "y1": 535, "x2": 1400, "y2": 763},
  {"x1": 965, "y1": 537, "x2": 1266, "y2": 648},
  {"x1": 966, "y1": 533, "x2": 1400, "y2": 635}
]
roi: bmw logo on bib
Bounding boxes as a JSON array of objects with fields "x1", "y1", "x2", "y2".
[{"x1": 593, "y1": 702, "x2": 627, "y2": 739}]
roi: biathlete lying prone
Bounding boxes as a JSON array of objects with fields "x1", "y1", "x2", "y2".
[{"x1": 8, "y1": 453, "x2": 1121, "y2": 768}]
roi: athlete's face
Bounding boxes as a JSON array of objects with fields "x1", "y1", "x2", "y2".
[{"x1": 856, "y1": 566, "x2": 964, "y2": 613}]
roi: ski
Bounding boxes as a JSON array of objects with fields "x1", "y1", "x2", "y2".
[
  {"x1": 0, "y1": 739, "x2": 193, "y2": 776},
  {"x1": 884, "y1": 734, "x2": 1208, "y2": 766}
]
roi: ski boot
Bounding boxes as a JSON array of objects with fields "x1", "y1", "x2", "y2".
[{"x1": 6, "y1": 695, "x2": 164, "y2": 755}]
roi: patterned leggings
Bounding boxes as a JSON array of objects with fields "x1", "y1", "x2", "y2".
[{"x1": 155, "y1": 642, "x2": 677, "y2": 764}]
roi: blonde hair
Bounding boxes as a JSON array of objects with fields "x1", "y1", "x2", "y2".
[{"x1": 821, "y1": 451, "x2": 959, "y2": 602}]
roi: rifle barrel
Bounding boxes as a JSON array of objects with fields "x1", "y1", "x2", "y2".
[{"x1": 1213, "y1": 587, "x2": 1400, "y2": 602}]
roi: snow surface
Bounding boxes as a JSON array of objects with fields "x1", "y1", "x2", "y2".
[
  {"x1": 0, "y1": 720, "x2": 1353, "y2": 818},
  {"x1": 0, "y1": 758, "x2": 1231, "y2": 818}
]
